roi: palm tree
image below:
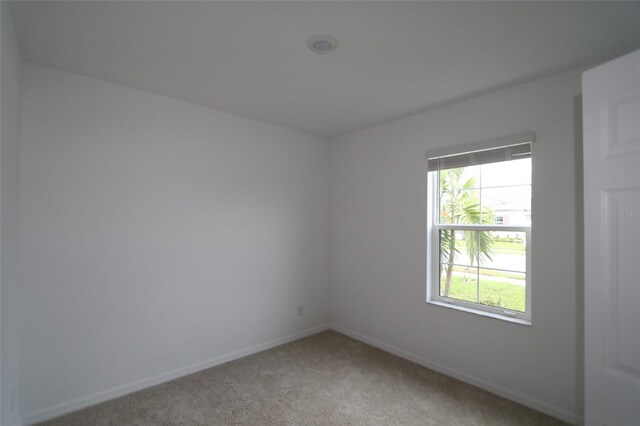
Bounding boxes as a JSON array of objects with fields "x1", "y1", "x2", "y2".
[{"x1": 439, "y1": 168, "x2": 495, "y2": 297}]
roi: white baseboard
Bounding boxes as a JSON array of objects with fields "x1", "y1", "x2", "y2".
[
  {"x1": 20, "y1": 323, "x2": 582, "y2": 425},
  {"x1": 329, "y1": 323, "x2": 581, "y2": 425},
  {"x1": 20, "y1": 324, "x2": 330, "y2": 425}
]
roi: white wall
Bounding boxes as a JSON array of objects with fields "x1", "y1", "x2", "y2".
[
  {"x1": 13, "y1": 52, "x2": 584, "y2": 424},
  {"x1": 1, "y1": 3, "x2": 23, "y2": 425},
  {"x1": 330, "y1": 69, "x2": 582, "y2": 423},
  {"x1": 18, "y1": 64, "x2": 330, "y2": 420}
]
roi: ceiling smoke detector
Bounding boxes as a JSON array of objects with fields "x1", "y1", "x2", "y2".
[{"x1": 307, "y1": 35, "x2": 337, "y2": 54}]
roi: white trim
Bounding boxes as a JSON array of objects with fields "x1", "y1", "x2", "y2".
[
  {"x1": 426, "y1": 164, "x2": 532, "y2": 323},
  {"x1": 19, "y1": 323, "x2": 581, "y2": 426},
  {"x1": 20, "y1": 324, "x2": 330, "y2": 425},
  {"x1": 424, "y1": 131, "x2": 535, "y2": 160},
  {"x1": 426, "y1": 166, "x2": 439, "y2": 307},
  {"x1": 329, "y1": 323, "x2": 581, "y2": 425},
  {"x1": 426, "y1": 300, "x2": 531, "y2": 326},
  {"x1": 434, "y1": 224, "x2": 529, "y2": 232},
  {"x1": 428, "y1": 225, "x2": 532, "y2": 322}
]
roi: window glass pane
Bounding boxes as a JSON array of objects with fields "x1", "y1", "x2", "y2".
[
  {"x1": 439, "y1": 166, "x2": 480, "y2": 191},
  {"x1": 438, "y1": 166, "x2": 481, "y2": 225},
  {"x1": 479, "y1": 231, "x2": 526, "y2": 273},
  {"x1": 480, "y1": 158, "x2": 531, "y2": 188},
  {"x1": 481, "y1": 186, "x2": 531, "y2": 226},
  {"x1": 478, "y1": 269, "x2": 526, "y2": 312},
  {"x1": 461, "y1": 165, "x2": 481, "y2": 189},
  {"x1": 439, "y1": 189, "x2": 481, "y2": 224},
  {"x1": 430, "y1": 150, "x2": 531, "y2": 318},
  {"x1": 438, "y1": 229, "x2": 480, "y2": 266},
  {"x1": 440, "y1": 264, "x2": 478, "y2": 303}
]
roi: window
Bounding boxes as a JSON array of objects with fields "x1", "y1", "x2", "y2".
[{"x1": 426, "y1": 134, "x2": 533, "y2": 324}]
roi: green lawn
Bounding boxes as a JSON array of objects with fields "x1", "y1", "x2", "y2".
[
  {"x1": 492, "y1": 240, "x2": 525, "y2": 251},
  {"x1": 450, "y1": 265, "x2": 523, "y2": 280},
  {"x1": 444, "y1": 275, "x2": 525, "y2": 312},
  {"x1": 492, "y1": 240, "x2": 526, "y2": 255}
]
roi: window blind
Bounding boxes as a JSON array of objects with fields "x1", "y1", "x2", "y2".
[{"x1": 427, "y1": 142, "x2": 531, "y2": 171}]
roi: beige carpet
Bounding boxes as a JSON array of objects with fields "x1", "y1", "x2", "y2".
[{"x1": 39, "y1": 330, "x2": 567, "y2": 425}]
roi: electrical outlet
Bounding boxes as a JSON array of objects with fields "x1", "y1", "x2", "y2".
[{"x1": 297, "y1": 305, "x2": 304, "y2": 316}]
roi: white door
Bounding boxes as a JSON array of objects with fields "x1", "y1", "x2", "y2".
[{"x1": 583, "y1": 48, "x2": 640, "y2": 426}]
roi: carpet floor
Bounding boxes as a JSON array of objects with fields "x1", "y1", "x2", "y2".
[{"x1": 39, "y1": 330, "x2": 568, "y2": 425}]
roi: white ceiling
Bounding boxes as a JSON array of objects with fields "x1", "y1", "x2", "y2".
[{"x1": 10, "y1": 1, "x2": 640, "y2": 137}]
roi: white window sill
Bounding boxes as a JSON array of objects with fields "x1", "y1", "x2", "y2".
[{"x1": 426, "y1": 300, "x2": 532, "y2": 326}]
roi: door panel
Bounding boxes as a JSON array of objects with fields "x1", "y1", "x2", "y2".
[{"x1": 583, "y1": 49, "x2": 640, "y2": 426}]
